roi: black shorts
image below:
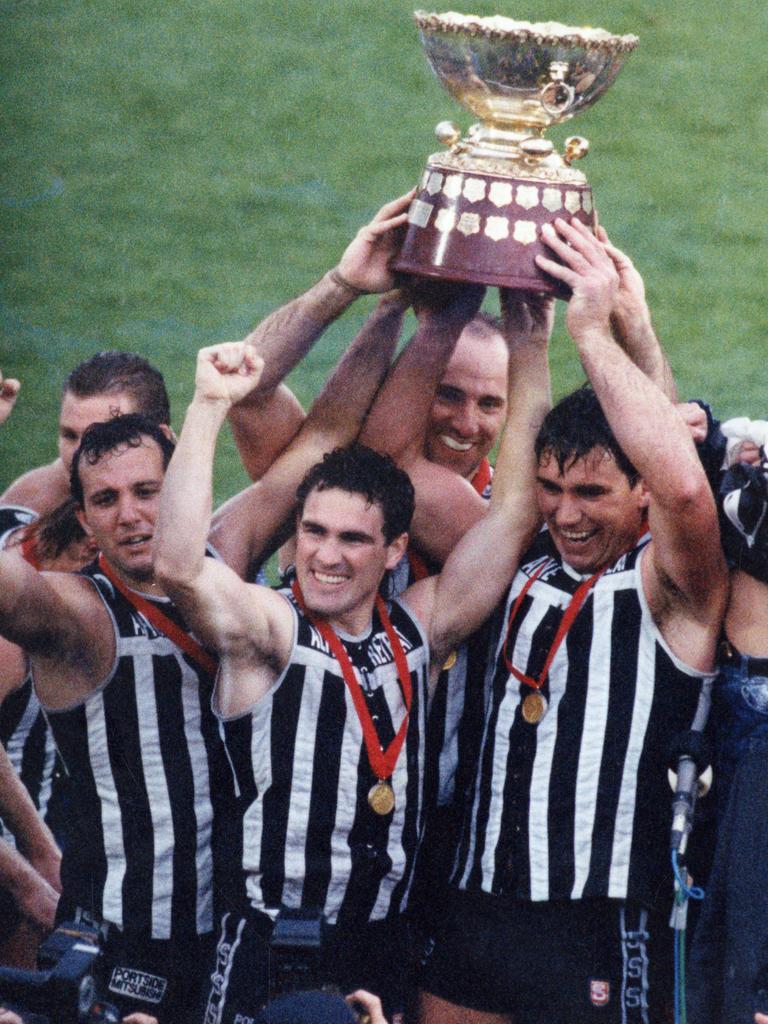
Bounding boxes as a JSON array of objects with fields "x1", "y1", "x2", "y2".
[
  {"x1": 94, "y1": 928, "x2": 217, "y2": 1024},
  {"x1": 418, "y1": 890, "x2": 674, "y2": 1024},
  {"x1": 203, "y1": 909, "x2": 414, "y2": 1024}
]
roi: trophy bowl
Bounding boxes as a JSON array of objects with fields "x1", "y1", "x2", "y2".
[{"x1": 394, "y1": 11, "x2": 638, "y2": 292}]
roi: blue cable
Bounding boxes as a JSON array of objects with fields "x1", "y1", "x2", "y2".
[
  {"x1": 672, "y1": 849, "x2": 705, "y2": 901},
  {"x1": 672, "y1": 849, "x2": 705, "y2": 1024}
]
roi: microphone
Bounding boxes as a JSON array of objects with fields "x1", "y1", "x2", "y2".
[{"x1": 667, "y1": 730, "x2": 713, "y2": 856}]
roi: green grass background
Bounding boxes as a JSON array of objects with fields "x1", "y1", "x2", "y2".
[{"x1": 2, "y1": 0, "x2": 767, "y2": 504}]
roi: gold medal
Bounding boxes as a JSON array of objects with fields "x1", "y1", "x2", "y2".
[
  {"x1": 442, "y1": 650, "x2": 458, "y2": 671},
  {"x1": 522, "y1": 692, "x2": 548, "y2": 724},
  {"x1": 368, "y1": 781, "x2": 396, "y2": 816}
]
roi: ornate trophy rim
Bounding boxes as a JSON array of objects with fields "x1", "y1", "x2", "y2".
[{"x1": 413, "y1": 10, "x2": 639, "y2": 54}]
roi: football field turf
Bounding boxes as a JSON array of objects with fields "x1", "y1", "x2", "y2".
[{"x1": 3, "y1": 0, "x2": 767, "y2": 503}]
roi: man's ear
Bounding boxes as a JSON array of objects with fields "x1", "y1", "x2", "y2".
[
  {"x1": 385, "y1": 532, "x2": 409, "y2": 570},
  {"x1": 636, "y1": 479, "x2": 651, "y2": 511},
  {"x1": 75, "y1": 504, "x2": 93, "y2": 539},
  {"x1": 159, "y1": 423, "x2": 177, "y2": 443}
]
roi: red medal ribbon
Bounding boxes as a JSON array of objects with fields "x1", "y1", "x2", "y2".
[
  {"x1": 503, "y1": 559, "x2": 606, "y2": 692},
  {"x1": 97, "y1": 554, "x2": 218, "y2": 677},
  {"x1": 20, "y1": 534, "x2": 42, "y2": 570},
  {"x1": 471, "y1": 456, "x2": 493, "y2": 498},
  {"x1": 291, "y1": 580, "x2": 412, "y2": 783},
  {"x1": 407, "y1": 457, "x2": 493, "y2": 582}
]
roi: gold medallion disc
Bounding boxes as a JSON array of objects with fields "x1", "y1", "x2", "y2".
[
  {"x1": 522, "y1": 692, "x2": 548, "y2": 724},
  {"x1": 368, "y1": 781, "x2": 396, "y2": 815},
  {"x1": 442, "y1": 650, "x2": 458, "y2": 671}
]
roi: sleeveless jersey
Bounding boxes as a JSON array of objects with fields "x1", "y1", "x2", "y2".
[
  {"x1": 454, "y1": 530, "x2": 714, "y2": 910},
  {"x1": 0, "y1": 677, "x2": 57, "y2": 846},
  {"x1": 389, "y1": 459, "x2": 493, "y2": 812},
  {"x1": 40, "y1": 559, "x2": 239, "y2": 940},
  {"x1": 229, "y1": 588, "x2": 430, "y2": 928}
]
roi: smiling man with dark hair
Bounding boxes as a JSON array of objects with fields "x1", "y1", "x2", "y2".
[{"x1": 418, "y1": 220, "x2": 728, "y2": 1024}]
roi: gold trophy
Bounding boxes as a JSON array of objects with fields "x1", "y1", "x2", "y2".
[{"x1": 394, "y1": 11, "x2": 638, "y2": 291}]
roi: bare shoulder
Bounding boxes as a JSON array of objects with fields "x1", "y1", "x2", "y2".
[
  {"x1": 41, "y1": 571, "x2": 112, "y2": 649},
  {"x1": 1, "y1": 460, "x2": 69, "y2": 513}
]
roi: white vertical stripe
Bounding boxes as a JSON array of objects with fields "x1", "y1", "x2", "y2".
[
  {"x1": 437, "y1": 646, "x2": 467, "y2": 806},
  {"x1": 526, "y1": 578, "x2": 579, "y2": 898},
  {"x1": 5, "y1": 686, "x2": 39, "y2": 767},
  {"x1": 282, "y1": 666, "x2": 324, "y2": 909},
  {"x1": 86, "y1": 695, "x2": 126, "y2": 930},
  {"x1": 608, "y1": 619, "x2": 655, "y2": 897},
  {"x1": 457, "y1": 695, "x2": 494, "y2": 889},
  {"x1": 133, "y1": 651, "x2": 174, "y2": 938},
  {"x1": 37, "y1": 731, "x2": 56, "y2": 821},
  {"x1": 570, "y1": 586, "x2": 613, "y2": 898},
  {"x1": 244, "y1": 692, "x2": 275, "y2": 911},
  {"x1": 178, "y1": 654, "x2": 214, "y2": 934}
]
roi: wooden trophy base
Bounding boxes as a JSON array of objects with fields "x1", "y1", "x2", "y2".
[{"x1": 394, "y1": 159, "x2": 596, "y2": 294}]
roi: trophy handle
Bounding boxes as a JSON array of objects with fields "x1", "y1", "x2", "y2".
[
  {"x1": 564, "y1": 136, "x2": 590, "y2": 166},
  {"x1": 539, "y1": 79, "x2": 575, "y2": 117},
  {"x1": 539, "y1": 60, "x2": 576, "y2": 118}
]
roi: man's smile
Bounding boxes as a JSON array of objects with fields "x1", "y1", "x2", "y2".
[{"x1": 439, "y1": 434, "x2": 474, "y2": 452}]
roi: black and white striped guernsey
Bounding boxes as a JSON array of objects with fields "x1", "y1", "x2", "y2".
[
  {"x1": 0, "y1": 677, "x2": 57, "y2": 845},
  {"x1": 454, "y1": 530, "x2": 714, "y2": 910},
  {"x1": 40, "y1": 559, "x2": 239, "y2": 941},
  {"x1": 227, "y1": 587, "x2": 430, "y2": 928}
]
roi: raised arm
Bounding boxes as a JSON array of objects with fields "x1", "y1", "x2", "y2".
[
  {"x1": 227, "y1": 191, "x2": 413, "y2": 481},
  {"x1": 154, "y1": 344, "x2": 296, "y2": 711},
  {"x1": 242, "y1": 190, "x2": 413, "y2": 388},
  {"x1": 228, "y1": 385, "x2": 306, "y2": 482},
  {"x1": 405, "y1": 292, "x2": 552, "y2": 671},
  {"x1": 210, "y1": 292, "x2": 408, "y2": 577},
  {"x1": 537, "y1": 218, "x2": 726, "y2": 638},
  {"x1": 597, "y1": 225, "x2": 677, "y2": 402},
  {"x1": 359, "y1": 282, "x2": 485, "y2": 462}
]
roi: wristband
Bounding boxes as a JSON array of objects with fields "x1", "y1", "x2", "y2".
[{"x1": 328, "y1": 268, "x2": 371, "y2": 296}]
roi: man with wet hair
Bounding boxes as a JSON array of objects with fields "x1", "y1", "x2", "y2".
[
  {"x1": 417, "y1": 219, "x2": 728, "y2": 1024},
  {"x1": 0, "y1": 249, "x2": 417, "y2": 1021}
]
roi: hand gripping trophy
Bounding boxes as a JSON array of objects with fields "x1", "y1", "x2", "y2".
[{"x1": 394, "y1": 11, "x2": 638, "y2": 291}]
